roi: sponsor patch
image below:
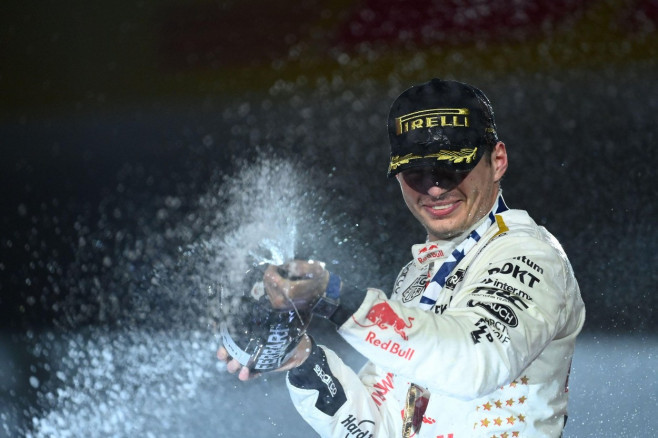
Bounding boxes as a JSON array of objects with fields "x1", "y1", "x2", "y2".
[
  {"x1": 416, "y1": 244, "x2": 446, "y2": 264},
  {"x1": 481, "y1": 277, "x2": 533, "y2": 301},
  {"x1": 340, "y1": 414, "x2": 375, "y2": 438},
  {"x1": 287, "y1": 345, "x2": 347, "y2": 415},
  {"x1": 370, "y1": 372, "x2": 395, "y2": 406},
  {"x1": 433, "y1": 303, "x2": 448, "y2": 315},
  {"x1": 365, "y1": 331, "x2": 416, "y2": 361},
  {"x1": 513, "y1": 255, "x2": 544, "y2": 274},
  {"x1": 402, "y1": 275, "x2": 427, "y2": 303},
  {"x1": 395, "y1": 108, "x2": 470, "y2": 135},
  {"x1": 393, "y1": 262, "x2": 412, "y2": 296},
  {"x1": 313, "y1": 364, "x2": 338, "y2": 397},
  {"x1": 470, "y1": 318, "x2": 494, "y2": 344},
  {"x1": 481, "y1": 317, "x2": 511, "y2": 344},
  {"x1": 468, "y1": 300, "x2": 519, "y2": 327},
  {"x1": 354, "y1": 302, "x2": 415, "y2": 340},
  {"x1": 444, "y1": 269, "x2": 465, "y2": 290},
  {"x1": 472, "y1": 286, "x2": 530, "y2": 311},
  {"x1": 487, "y1": 262, "x2": 541, "y2": 287}
]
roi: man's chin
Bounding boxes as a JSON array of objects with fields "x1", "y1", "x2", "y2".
[{"x1": 426, "y1": 222, "x2": 465, "y2": 241}]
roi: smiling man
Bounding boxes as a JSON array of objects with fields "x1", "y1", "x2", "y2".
[
  {"x1": 396, "y1": 145, "x2": 507, "y2": 240},
  {"x1": 388, "y1": 79, "x2": 507, "y2": 242},
  {"x1": 218, "y1": 79, "x2": 586, "y2": 438}
]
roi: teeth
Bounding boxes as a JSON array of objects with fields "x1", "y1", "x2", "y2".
[{"x1": 431, "y1": 204, "x2": 453, "y2": 210}]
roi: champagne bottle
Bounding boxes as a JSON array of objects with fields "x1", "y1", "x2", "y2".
[{"x1": 219, "y1": 263, "x2": 311, "y2": 372}]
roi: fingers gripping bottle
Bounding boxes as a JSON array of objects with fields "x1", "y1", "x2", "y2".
[{"x1": 219, "y1": 263, "x2": 311, "y2": 373}]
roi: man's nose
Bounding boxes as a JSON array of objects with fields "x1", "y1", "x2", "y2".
[{"x1": 427, "y1": 184, "x2": 447, "y2": 198}]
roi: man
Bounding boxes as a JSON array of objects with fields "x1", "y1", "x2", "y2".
[{"x1": 218, "y1": 79, "x2": 586, "y2": 437}]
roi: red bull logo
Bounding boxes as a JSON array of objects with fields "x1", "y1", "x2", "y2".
[
  {"x1": 416, "y1": 244, "x2": 445, "y2": 264},
  {"x1": 355, "y1": 302, "x2": 415, "y2": 340},
  {"x1": 417, "y1": 244, "x2": 439, "y2": 254}
]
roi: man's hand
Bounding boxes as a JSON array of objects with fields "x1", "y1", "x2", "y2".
[
  {"x1": 217, "y1": 334, "x2": 313, "y2": 381},
  {"x1": 263, "y1": 260, "x2": 329, "y2": 310}
]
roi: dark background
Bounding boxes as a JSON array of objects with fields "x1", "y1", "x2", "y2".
[{"x1": 1, "y1": 0, "x2": 657, "y2": 436}]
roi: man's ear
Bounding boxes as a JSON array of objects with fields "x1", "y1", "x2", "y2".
[{"x1": 491, "y1": 142, "x2": 508, "y2": 182}]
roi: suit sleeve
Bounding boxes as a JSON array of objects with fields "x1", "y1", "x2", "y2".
[
  {"x1": 337, "y1": 234, "x2": 581, "y2": 400},
  {"x1": 286, "y1": 337, "x2": 398, "y2": 437}
]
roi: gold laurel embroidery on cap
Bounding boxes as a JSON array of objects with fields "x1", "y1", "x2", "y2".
[
  {"x1": 395, "y1": 108, "x2": 470, "y2": 135},
  {"x1": 389, "y1": 147, "x2": 478, "y2": 172}
]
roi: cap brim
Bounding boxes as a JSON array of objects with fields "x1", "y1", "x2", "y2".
[{"x1": 387, "y1": 148, "x2": 484, "y2": 178}]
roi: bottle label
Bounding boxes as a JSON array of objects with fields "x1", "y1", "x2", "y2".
[
  {"x1": 220, "y1": 321, "x2": 252, "y2": 365},
  {"x1": 253, "y1": 326, "x2": 291, "y2": 371}
]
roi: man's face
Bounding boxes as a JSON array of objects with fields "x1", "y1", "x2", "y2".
[{"x1": 396, "y1": 142, "x2": 508, "y2": 241}]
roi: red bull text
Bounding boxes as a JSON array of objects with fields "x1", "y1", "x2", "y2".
[{"x1": 365, "y1": 331, "x2": 415, "y2": 361}]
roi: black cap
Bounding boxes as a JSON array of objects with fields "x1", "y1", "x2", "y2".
[{"x1": 387, "y1": 79, "x2": 499, "y2": 177}]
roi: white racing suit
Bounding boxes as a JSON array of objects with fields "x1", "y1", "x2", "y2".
[{"x1": 286, "y1": 196, "x2": 586, "y2": 437}]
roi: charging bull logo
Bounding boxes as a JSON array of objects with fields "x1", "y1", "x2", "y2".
[{"x1": 353, "y1": 302, "x2": 414, "y2": 340}]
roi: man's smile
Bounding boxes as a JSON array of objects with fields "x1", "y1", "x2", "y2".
[{"x1": 422, "y1": 199, "x2": 462, "y2": 218}]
